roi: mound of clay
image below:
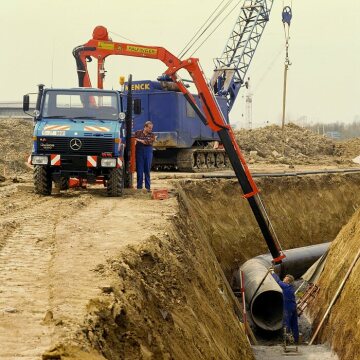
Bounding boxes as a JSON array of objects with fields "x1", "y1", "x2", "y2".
[
  {"x1": 334, "y1": 137, "x2": 360, "y2": 159},
  {"x1": 0, "y1": 118, "x2": 33, "y2": 175},
  {"x1": 235, "y1": 123, "x2": 338, "y2": 163}
]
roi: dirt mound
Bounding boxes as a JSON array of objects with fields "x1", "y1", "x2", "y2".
[
  {"x1": 235, "y1": 123, "x2": 341, "y2": 164},
  {"x1": 308, "y1": 208, "x2": 360, "y2": 360},
  {"x1": 334, "y1": 137, "x2": 360, "y2": 159},
  {"x1": 0, "y1": 118, "x2": 33, "y2": 176}
]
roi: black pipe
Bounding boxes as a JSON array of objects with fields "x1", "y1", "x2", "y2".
[
  {"x1": 124, "y1": 75, "x2": 133, "y2": 188},
  {"x1": 182, "y1": 93, "x2": 208, "y2": 126},
  {"x1": 72, "y1": 45, "x2": 96, "y2": 87},
  {"x1": 234, "y1": 243, "x2": 330, "y2": 331},
  {"x1": 201, "y1": 168, "x2": 360, "y2": 179},
  {"x1": 180, "y1": 91, "x2": 283, "y2": 261},
  {"x1": 35, "y1": 84, "x2": 44, "y2": 111}
]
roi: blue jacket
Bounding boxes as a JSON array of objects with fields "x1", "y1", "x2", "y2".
[{"x1": 272, "y1": 273, "x2": 297, "y2": 311}]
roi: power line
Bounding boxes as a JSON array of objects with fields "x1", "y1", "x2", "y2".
[
  {"x1": 178, "y1": 0, "x2": 231, "y2": 58},
  {"x1": 179, "y1": 0, "x2": 237, "y2": 59},
  {"x1": 189, "y1": 0, "x2": 242, "y2": 57}
]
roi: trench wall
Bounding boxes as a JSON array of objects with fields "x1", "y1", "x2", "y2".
[
  {"x1": 45, "y1": 196, "x2": 254, "y2": 360},
  {"x1": 180, "y1": 173, "x2": 360, "y2": 277},
  {"x1": 308, "y1": 208, "x2": 360, "y2": 360}
]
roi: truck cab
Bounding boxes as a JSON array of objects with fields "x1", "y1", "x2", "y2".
[{"x1": 24, "y1": 87, "x2": 128, "y2": 196}]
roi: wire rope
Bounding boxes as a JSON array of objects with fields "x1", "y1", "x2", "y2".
[
  {"x1": 189, "y1": 0, "x2": 243, "y2": 57},
  {"x1": 180, "y1": 0, "x2": 238, "y2": 58},
  {"x1": 178, "y1": 0, "x2": 232, "y2": 58},
  {"x1": 108, "y1": 30, "x2": 141, "y2": 45}
]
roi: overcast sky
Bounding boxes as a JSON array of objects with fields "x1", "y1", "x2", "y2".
[{"x1": 1, "y1": 0, "x2": 359, "y2": 128}]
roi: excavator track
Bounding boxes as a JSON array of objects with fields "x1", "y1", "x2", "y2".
[{"x1": 176, "y1": 149, "x2": 231, "y2": 172}]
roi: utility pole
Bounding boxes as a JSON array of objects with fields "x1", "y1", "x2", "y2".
[
  {"x1": 245, "y1": 77, "x2": 253, "y2": 130},
  {"x1": 281, "y1": 6, "x2": 292, "y2": 155}
]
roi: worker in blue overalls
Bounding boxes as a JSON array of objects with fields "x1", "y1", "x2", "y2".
[
  {"x1": 134, "y1": 121, "x2": 156, "y2": 191},
  {"x1": 271, "y1": 269, "x2": 299, "y2": 344}
]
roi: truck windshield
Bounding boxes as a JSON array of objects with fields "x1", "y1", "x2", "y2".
[{"x1": 42, "y1": 90, "x2": 119, "y2": 120}]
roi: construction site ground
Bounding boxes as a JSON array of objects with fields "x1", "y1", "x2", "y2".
[
  {"x1": 1, "y1": 167, "x2": 354, "y2": 359},
  {"x1": 2, "y1": 119, "x2": 360, "y2": 359},
  {"x1": 0, "y1": 176, "x2": 177, "y2": 359}
]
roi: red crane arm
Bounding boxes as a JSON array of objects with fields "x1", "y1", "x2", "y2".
[
  {"x1": 73, "y1": 27, "x2": 243, "y2": 135},
  {"x1": 73, "y1": 26, "x2": 285, "y2": 263}
]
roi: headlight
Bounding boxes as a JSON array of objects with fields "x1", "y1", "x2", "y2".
[
  {"x1": 32, "y1": 155, "x2": 48, "y2": 165},
  {"x1": 101, "y1": 158, "x2": 116, "y2": 167}
]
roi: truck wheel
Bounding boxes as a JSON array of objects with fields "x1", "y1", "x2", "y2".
[
  {"x1": 107, "y1": 168, "x2": 124, "y2": 197},
  {"x1": 34, "y1": 165, "x2": 52, "y2": 195},
  {"x1": 59, "y1": 177, "x2": 69, "y2": 190}
]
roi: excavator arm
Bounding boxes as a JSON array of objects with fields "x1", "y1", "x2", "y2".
[{"x1": 73, "y1": 26, "x2": 285, "y2": 263}]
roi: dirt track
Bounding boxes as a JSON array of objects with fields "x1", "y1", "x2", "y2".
[{"x1": 0, "y1": 181, "x2": 177, "y2": 359}]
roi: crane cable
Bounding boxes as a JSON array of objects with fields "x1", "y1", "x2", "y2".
[
  {"x1": 108, "y1": 30, "x2": 140, "y2": 45},
  {"x1": 179, "y1": 0, "x2": 242, "y2": 59},
  {"x1": 109, "y1": 1, "x2": 240, "y2": 61},
  {"x1": 178, "y1": 0, "x2": 234, "y2": 58},
  {"x1": 189, "y1": 0, "x2": 242, "y2": 58},
  {"x1": 281, "y1": 3, "x2": 293, "y2": 155}
]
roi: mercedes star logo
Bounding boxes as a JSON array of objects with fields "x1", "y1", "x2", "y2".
[{"x1": 70, "y1": 138, "x2": 82, "y2": 151}]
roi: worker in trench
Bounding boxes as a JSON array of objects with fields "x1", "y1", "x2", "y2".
[
  {"x1": 134, "y1": 121, "x2": 156, "y2": 191},
  {"x1": 270, "y1": 268, "x2": 299, "y2": 344}
]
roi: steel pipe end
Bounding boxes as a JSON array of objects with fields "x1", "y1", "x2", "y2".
[{"x1": 251, "y1": 290, "x2": 283, "y2": 331}]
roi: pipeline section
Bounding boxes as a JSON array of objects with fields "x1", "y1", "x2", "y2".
[
  {"x1": 203, "y1": 168, "x2": 360, "y2": 179},
  {"x1": 234, "y1": 243, "x2": 329, "y2": 331}
]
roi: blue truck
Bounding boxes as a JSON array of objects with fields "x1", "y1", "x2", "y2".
[{"x1": 23, "y1": 85, "x2": 130, "y2": 196}]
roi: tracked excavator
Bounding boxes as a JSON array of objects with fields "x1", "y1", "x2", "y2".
[{"x1": 73, "y1": 25, "x2": 285, "y2": 263}]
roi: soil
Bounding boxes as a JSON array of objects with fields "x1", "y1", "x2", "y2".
[
  {"x1": 335, "y1": 137, "x2": 360, "y2": 158},
  {"x1": 1, "y1": 171, "x2": 356, "y2": 359},
  {"x1": 234, "y1": 123, "x2": 360, "y2": 166},
  {"x1": 1, "y1": 118, "x2": 359, "y2": 359},
  {"x1": 0, "y1": 179, "x2": 253, "y2": 360},
  {"x1": 1, "y1": 119, "x2": 360, "y2": 180},
  {"x1": 0, "y1": 118, "x2": 33, "y2": 177},
  {"x1": 308, "y1": 208, "x2": 360, "y2": 360}
]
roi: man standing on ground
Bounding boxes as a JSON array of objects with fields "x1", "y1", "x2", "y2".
[
  {"x1": 134, "y1": 121, "x2": 155, "y2": 191},
  {"x1": 271, "y1": 269, "x2": 299, "y2": 344}
]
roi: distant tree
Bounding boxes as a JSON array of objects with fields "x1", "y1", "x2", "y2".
[{"x1": 305, "y1": 120, "x2": 360, "y2": 140}]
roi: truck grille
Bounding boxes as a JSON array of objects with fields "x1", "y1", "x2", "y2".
[{"x1": 37, "y1": 137, "x2": 114, "y2": 155}]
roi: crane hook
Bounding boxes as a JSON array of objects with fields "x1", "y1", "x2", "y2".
[{"x1": 282, "y1": 6, "x2": 292, "y2": 26}]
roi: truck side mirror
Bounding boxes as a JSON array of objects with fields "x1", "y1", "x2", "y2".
[
  {"x1": 133, "y1": 99, "x2": 141, "y2": 114},
  {"x1": 23, "y1": 95, "x2": 30, "y2": 112}
]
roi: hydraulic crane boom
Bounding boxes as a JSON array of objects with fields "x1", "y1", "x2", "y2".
[
  {"x1": 211, "y1": 0, "x2": 274, "y2": 112},
  {"x1": 73, "y1": 26, "x2": 285, "y2": 263}
]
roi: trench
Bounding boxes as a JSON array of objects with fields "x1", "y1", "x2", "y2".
[{"x1": 43, "y1": 172, "x2": 360, "y2": 359}]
